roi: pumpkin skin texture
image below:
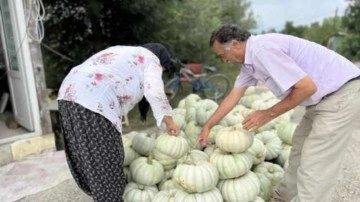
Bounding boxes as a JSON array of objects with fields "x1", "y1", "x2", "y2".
[
  {"x1": 217, "y1": 171, "x2": 260, "y2": 202},
  {"x1": 215, "y1": 125, "x2": 254, "y2": 154},
  {"x1": 155, "y1": 132, "x2": 190, "y2": 159},
  {"x1": 247, "y1": 138, "x2": 267, "y2": 165},
  {"x1": 123, "y1": 136, "x2": 140, "y2": 166},
  {"x1": 122, "y1": 182, "x2": 158, "y2": 202},
  {"x1": 173, "y1": 161, "x2": 219, "y2": 193},
  {"x1": 129, "y1": 156, "x2": 164, "y2": 186},
  {"x1": 173, "y1": 188, "x2": 223, "y2": 202},
  {"x1": 131, "y1": 132, "x2": 156, "y2": 156},
  {"x1": 209, "y1": 149, "x2": 253, "y2": 179}
]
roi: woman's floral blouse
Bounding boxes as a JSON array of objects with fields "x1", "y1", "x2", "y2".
[{"x1": 57, "y1": 46, "x2": 173, "y2": 133}]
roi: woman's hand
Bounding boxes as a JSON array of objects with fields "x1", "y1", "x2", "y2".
[{"x1": 163, "y1": 116, "x2": 180, "y2": 136}]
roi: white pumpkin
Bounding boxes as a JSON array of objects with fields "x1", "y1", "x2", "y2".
[
  {"x1": 217, "y1": 171, "x2": 260, "y2": 202},
  {"x1": 208, "y1": 125, "x2": 224, "y2": 144},
  {"x1": 130, "y1": 156, "x2": 164, "y2": 186},
  {"x1": 123, "y1": 182, "x2": 158, "y2": 202},
  {"x1": 210, "y1": 149, "x2": 253, "y2": 179},
  {"x1": 173, "y1": 161, "x2": 219, "y2": 193},
  {"x1": 123, "y1": 136, "x2": 140, "y2": 166},
  {"x1": 247, "y1": 138, "x2": 267, "y2": 165},
  {"x1": 185, "y1": 94, "x2": 202, "y2": 108},
  {"x1": 253, "y1": 162, "x2": 284, "y2": 188},
  {"x1": 215, "y1": 125, "x2": 254, "y2": 153},
  {"x1": 255, "y1": 130, "x2": 282, "y2": 160},
  {"x1": 155, "y1": 132, "x2": 189, "y2": 159},
  {"x1": 184, "y1": 121, "x2": 202, "y2": 149},
  {"x1": 177, "y1": 98, "x2": 186, "y2": 108},
  {"x1": 131, "y1": 132, "x2": 156, "y2": 156},
  {"x1": 203, "y1": 144, "x2": 217, "y2": 156},
  {"x1": 177, "y1": 149, "x2": 209, "y2": 165},
  {"x1": 173, "y1": 188, "x2": 223, "y2": 202},
  {"x1": 152, "y1": 189, "x2": 179, "y2": 201},
  {"x1": 276, "y1": 144, "x2": 292, "y2": 168},
  {"x1": 158, "y1": 179, "x2": 181, "y2": 191},
  {"x1": 152, "y1": 148, "x2": 177, "y2": 170},
  {"x1": 239, "y1": 94, "x2": 261, "y2": 108},
  {"x1": 196, "y1": 99, "x2": 218, "y2": 126},
  {"x1": 255, "y1": 172, "x2": 273, "y2": 201},
  {"x1": 276, "y1": 122, "x2": 297, "y2": 145}
]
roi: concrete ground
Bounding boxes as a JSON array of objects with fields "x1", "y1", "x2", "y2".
[{"x1": 0, "y1": 107, "x2": 359, "y2": 202}]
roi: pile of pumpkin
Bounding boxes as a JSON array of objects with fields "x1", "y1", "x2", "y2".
[{"x1": 122, "y1": 86, "x2": 298, "y2": 202}]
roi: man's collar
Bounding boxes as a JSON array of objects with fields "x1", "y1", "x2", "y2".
[{"x1": 244, "y1": 35, "x2": 253, "y2": 65}]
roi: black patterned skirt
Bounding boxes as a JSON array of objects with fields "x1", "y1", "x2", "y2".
[{"x1": 58, "y1": 100, "x2": 126, "y2": 202}]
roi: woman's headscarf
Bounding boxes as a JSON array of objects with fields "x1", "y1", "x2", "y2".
[{"x1": 141, "y1": 43, "x2": 172, "y2": 72}]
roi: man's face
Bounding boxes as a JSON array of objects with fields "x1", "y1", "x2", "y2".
[{"x1": 212, "y1": 40, "x2": 245, "y2": 64}]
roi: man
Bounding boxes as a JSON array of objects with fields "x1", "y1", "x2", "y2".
[{"x1": 197, "y1": 24, "x2": 360, "y2": 202}]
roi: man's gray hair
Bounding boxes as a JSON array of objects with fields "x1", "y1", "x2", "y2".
[{"x1": 209, "y1": 24, "x2": 251, "y2": 47}]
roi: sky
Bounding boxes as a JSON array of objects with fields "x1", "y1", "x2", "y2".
[{"x1": 249, "y1": 0, "x2": 351, "y2": 33}]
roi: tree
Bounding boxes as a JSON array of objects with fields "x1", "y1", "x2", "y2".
[
  {"x1": 150, "y1": 0, "x2": 256, "y2": 64},
  {"x1": 42, "y1": 0, "x2": 169, "y2": 88},
  {"x1": 339, "y1": 0, "x2": 360, "y2": 60}
]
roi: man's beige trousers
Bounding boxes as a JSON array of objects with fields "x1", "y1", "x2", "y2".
[{"x1": 276, "y1": 79, "x2": 360, "y2": 202}]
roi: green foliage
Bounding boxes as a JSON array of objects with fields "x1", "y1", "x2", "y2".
[
  {"x1": 339, "y1": 0, "x2": 360, "y2": 60},
  {"x1": 42, "y1": 0, "x2": 169, "y2": 88},
  {"x1": 150, "y1": 0, "x2": 256, "y2": 65},
  {"x1": 281, "y1": 17, "x2": 344, "y2": 46},
  {"x1": 43, "y1": 0, "x2": 256, "y2": 89}
]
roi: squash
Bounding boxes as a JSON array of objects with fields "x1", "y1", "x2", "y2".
[
  {"x1": 173, "y1": 161, "x2": 219, "y2": 193},
  {"x1": 130, "y1": 156, "x2": 164, "y2": 186},
  {"x1": 155, "y1": 132, "x2": 189, "y2": 159},
  {"x1": 215, "y1": 125, "x2": 254, "y2": 153},
  {"x1": 131, "y1": 132, "x2": 156, "y2": 156},
  {"x1": 123, "y1": 182, "x2": 158, "y2": 202},
  {"x1": 217, "y1": 171, "x2": 260, "y2": 202},
  {"x1": 210, "y1": 149, "x2": 253, "y2": 179}
]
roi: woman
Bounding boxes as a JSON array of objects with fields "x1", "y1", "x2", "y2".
[{"x1": 57, "y1": 43, "x2": 180, "y2": 202}]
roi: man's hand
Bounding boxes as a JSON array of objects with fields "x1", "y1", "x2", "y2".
[
  {"x1": 196, "y1": 126, "x2": 211, "y2": 147},
  {"x1": 242, "y1": 110, "x2": 273, "y2": 131}
]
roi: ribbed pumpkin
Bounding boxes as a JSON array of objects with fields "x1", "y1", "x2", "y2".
[
  {"x1": 247, "y1": 138, "x2": 267, "y2": 165},
  {"x1": 253, "y1": 162, "x2": 284, "y2": 187},
  {"x1": 276, "y1": 122, "x2": 297, "y2": 145},
  {"x1": 196, "y1": 99, "x2": 218, "y2": 126},
  {"x1": 131, "y1": 132, "x2": 156, "y2": 156},
  {"x1": 130, "y1": 156, "x2": 164, "y2": 186},
  {"x1": 184, "y1": 121, "x2": 202, "y2": 149},
  {"x1": 276, "y1": 144, "x2": 292, "y2": 167},
  {"x1": 152, "y1": 189, "x2": 179, "y2": 202},
  {"x1": 173, "y1": 161, "x2": 219, "y2": 193},
  {"x1": 215, "y1": 125, "x2": 254, "y2": 153},
  {"x1": 123, "y1": 136, "x2": 140, "y2": 166},
  {"x1": 158, "y1": 179, "x2": 180, "y2": 191},
  {"x1": 255, "y1": 130, "x2": 282, "y2": 160},
  {"x1": 208, "y1": 125, "x2": 224, "y2": 144},
  {"x1": 123, "y1": 182, "x2": 158, "y2": 202},
  {"x1": 152, "y1": 148, "x2": 177, "y2": 170},
  {"x1": 185, "y1": 93, "x2": 201, "y2": 108},
  {"x1": 177, "y1": 150, "x2": 209, "y2": 165},
  {"x1": 256, "y1": 172, "x2": 273, "y2": 201},
  {"x1": 155, "y1": 132, "x2": 189, "y2": 159},
  {"x1": 217, "y1": 171, "x2": 260, "y2": 202},
  {"x1": 209, "y1": 149, "x2": 253, "y2": 179},
  {"x1": 172, "y1": 188, "x2": 223, "y2": 202}
]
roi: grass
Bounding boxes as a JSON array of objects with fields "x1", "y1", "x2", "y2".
[{"x1": 123, "y1": 62, "x2": 240, "y2": 134}]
